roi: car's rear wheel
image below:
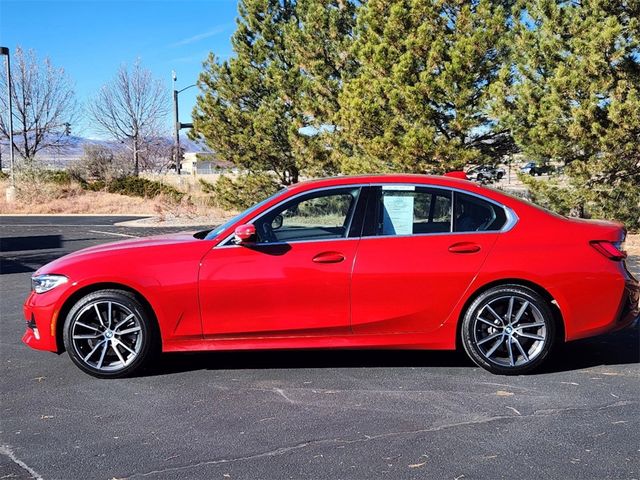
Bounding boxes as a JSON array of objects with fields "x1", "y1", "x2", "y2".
[
  {"x1": 461, "y1": 285, "x2": 556, "y2": 375},
  {"x1": 63, "y1": 289, "x2": 156, "y2": 378}
]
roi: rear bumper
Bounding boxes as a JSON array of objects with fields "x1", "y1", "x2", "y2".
[{"x1": 612, "y1": 278, "x2": 640, "y2": 332}]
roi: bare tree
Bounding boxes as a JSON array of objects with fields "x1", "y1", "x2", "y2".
[
  {"x1": 0, "y1": 47, "x2": 79, "y2": 162},
  {"x1": 137, "y1": 138, "x2": 179, "y2": 173},
  {"x1": 89, "y1": 60, "x2": 169, "y2": 176}
]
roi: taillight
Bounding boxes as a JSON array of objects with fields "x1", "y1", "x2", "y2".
[{"x1": 590, "y1": 240, "x2": 627, "y2": 261}]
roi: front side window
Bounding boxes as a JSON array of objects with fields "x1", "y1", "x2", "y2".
[
  {"x1": 376, "y1": 186, "x2": 452, "y2": 236},
  {"x1": 253, "y1": 188, "x2": 360, "y2": 243}
]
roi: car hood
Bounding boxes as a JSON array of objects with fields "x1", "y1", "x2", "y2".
[{"x1": 36, "y1": 232, "x2": 201, "y2": 275}]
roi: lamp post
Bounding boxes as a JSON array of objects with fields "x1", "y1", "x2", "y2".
[
  {"x1": 0, "y1": 46, "x2": 16, "y2": 202},
  {"x1": 172, "y1": 71, "x2": 196, "y2": 175}
]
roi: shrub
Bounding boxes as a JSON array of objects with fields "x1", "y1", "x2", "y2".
[
  {"x1": 199, "y1": 178, "x2": 216, "y2": 194},
  {"x1": 208, "y1": 174, "x2": 281, "y2": 210},
  {"x1": 13, "y1": 166, "x2": 83, "y2": 203},
  {"x1": 105, "y1": 176, "x2": 184, "y2": 202},
  {"x1": 41, "y1": 170, "x2": 73, "y2": 185},
  {"x1": 520, "y1": 172, "x2": 640, "y2": 232},
  {"x1": 70, "y1": 144, "x2": 130, "y2": 183}
]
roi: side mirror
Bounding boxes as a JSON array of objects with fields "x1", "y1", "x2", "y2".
[{"x1": 233, "y1": 224, "x2": 256, "y2": 244}]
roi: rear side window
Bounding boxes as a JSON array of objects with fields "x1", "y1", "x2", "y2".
[
  {"x1": 453, "y1": 192, "x2": 506, "y2": 232},
  {"x1": 375, "y1": 186, "x2": 452, "y2": 236}
]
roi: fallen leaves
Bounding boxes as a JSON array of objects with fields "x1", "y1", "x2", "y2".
[{"x1": 495, "y1": 390, "x2": 514, "y2": 396}]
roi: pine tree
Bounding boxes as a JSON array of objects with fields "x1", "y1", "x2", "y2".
[
  {"x1": 493, "y1": 0, "x2": 640, "y2": 228},
  {"x1": 336, "y1": 0, "x2": 515, "y2": 174},
  {"x1": 288, "y1": 0, "x2": 358, "y2": 169},
  {"x1": 191, "y1": 0, "x2": 336, "y2": 188}
]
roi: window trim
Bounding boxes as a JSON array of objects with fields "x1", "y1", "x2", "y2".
[
  {"x1": 366, "y1": 185, "x2": 517, "y2": 239},
  {"x1": 217, "y1": 185, "x2": 364, "y2": 248},
  {"x1": 215, "y1": 183, "x2": 518, "y2": 248}
]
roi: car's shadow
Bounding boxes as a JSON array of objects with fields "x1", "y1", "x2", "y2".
[
  {"x1": 539, "y1": 322, "x2": 639, "y2": 374},
  {"x1": 0, "y1": 235, "x2": 66, "y2": 274},
  {"x1": 143, "y1": 324, "x2": 639, "y2": 377}
]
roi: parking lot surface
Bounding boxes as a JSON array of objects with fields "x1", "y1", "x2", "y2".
[{"x1": 1, "y1": 216, "x2": 639, "y2": 480}]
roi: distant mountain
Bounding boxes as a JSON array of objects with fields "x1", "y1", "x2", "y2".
[{"x1": 0, "y1": 134, "x2": 210, "y2": 168}]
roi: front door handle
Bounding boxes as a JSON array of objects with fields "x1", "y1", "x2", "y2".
[
  {"x1": 312, "y1": 251, "x2": 345, "y2": 264},
  {"x1": 448, "y1": 242, "x2": 481, "y2": 254}
]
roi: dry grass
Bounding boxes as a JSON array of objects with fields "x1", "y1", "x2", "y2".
[
  {"x1": 0, "y1": 178, "x2": 160, "y2": 215},
  {"x1": 0, "y1": 178, "x2": 234, "y2": 224}
]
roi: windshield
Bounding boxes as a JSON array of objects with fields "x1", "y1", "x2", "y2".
[{"x1": 203, "y1": 188, "x2": 287, "y2": 240}]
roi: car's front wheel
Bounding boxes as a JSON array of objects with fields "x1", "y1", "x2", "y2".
[
  {"x1": 63, "y1": 289, "x2": 156, "y2": 378},
  {"x1": 461, "y1": 285, "x2": 557, "y2": 375}
]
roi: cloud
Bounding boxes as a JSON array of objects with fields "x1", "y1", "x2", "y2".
[
  {"x1": 170, "y1": 51, "x2": 209, "y2": 64},
  {"x1": 170, "y1": 25, "x2": 231, "y2": 47}
]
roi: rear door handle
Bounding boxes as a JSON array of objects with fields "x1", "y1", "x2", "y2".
[
  {"x1": 312, "y1": 251, "x2": 345, "y2": 264},
  {"x1": 448, "y1": 242, "x2": 481, "y2": 254}
]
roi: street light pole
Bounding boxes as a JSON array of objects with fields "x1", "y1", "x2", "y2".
[
  {"x1": 172, "y1": 71, "x2": 181, "y2": 175},
  {"x1": 0, "y1": 46, "x2": 16, "y2": 202},
  {"x1": 171, "y1": 71, "x2": 196, "y2": 176}
]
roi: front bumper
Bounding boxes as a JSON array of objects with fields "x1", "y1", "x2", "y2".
[{"x1": 22, "y1": 291, "x2": 61, "y2": 352}]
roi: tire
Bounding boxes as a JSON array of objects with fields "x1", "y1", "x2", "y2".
[
  {"x1": 461, "y1": 285, "x2": 557, "y2": 375},
  {"x1": 63, "y1": 289, "x2": 157, "y2": 378}
]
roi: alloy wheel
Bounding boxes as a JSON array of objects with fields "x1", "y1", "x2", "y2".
[
  {"x1": 472, "y1": 295, "x2": 547, "y2": 368},
  {"x1": 70, "y1": 300, "x2": 143, "y2": 372}
]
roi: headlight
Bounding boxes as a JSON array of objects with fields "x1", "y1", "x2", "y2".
[{"x1": 31, "y1": 274, "x2": 68, "y2": 294}]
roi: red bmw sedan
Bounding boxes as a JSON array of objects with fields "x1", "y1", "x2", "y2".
[{"x1": 23, "y1": 175, "x2": 639, "y2": 377}]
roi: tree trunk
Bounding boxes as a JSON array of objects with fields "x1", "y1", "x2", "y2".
[
  {"x1": 133, "y1": 138, "x2": 139, "y2": 177},
  {"x1": 284, "y1": 165, "x2": 299, "y2": 185}
]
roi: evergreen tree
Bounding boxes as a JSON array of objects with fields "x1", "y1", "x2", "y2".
[
  {"x1": 493, "y1": 0, "x2": 640, "y2": 228},
  {"x1": 192, "y1": 0, "x2": 333, "y2": 187},
  {"x1": 337, "y1": 0, "x2": 514, "y2": 174},
  {"x1": 288, "y1": 0, "x2": 358, "y2": 168}
]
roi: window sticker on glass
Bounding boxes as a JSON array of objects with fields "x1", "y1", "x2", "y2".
[
  {"x1": 382, "y1": 185, "x2": 415, "y2": 191},
  {"x1": 382, "y1": 192, "x2": 414, "y2": 235}
]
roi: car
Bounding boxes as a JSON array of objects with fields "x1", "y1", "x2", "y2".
[
  {"x1": 23, "y1": 174, "x2": 639, "y2": 377},
  {"x1": 521, "y1": 162, "x2": 554, "y2": 176},
  {"x1": 467, "y1": 165, "x2": 505, "y2": 183}
]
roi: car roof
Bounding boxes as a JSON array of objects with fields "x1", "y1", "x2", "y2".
[
  {"x1": 283, "y1": 174, "x2": 535, "y2": 213},
  {"x1": 289, "y1": 174, "x2": 469, "y2": 189},
  {"x1": 291, "y1": 173, "x2": 482, "y2": 193}
]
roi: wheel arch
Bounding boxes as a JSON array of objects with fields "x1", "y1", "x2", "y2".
[
  {"x1": 55, "y1": 282, "x2": 160, "y2": 353},
  {"x1": 455, "y1": 278, "x2": 566, "y2": 349}
]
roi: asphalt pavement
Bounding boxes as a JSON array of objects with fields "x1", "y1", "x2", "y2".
[{"x1": 1, "y1": 216, "x2": 639, "y2": 480}]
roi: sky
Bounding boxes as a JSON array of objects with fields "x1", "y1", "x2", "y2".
[{"x1": 0, "y1": 0, "x2": 239, "y2": 139}]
